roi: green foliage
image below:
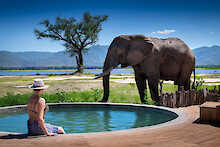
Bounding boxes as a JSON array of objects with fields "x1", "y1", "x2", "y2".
[
  {"x1": 0, "y1": 93, "x2": 31, "y2": 107},
  {"x1": 144, "y1": 90, "x2": 156, "y2": 105},
  {"x1": 194, "y1": 77, "x2": 205, "y2": 90},
  {"x1": 55, "y1": 88, "x2": 68, "y2": 102},
  {"x1": 162, "y1": 83, "x2": 178, "y2": 92},
  {"x1": 91, "y1": 88, "x2": 103, "y2": 102}
]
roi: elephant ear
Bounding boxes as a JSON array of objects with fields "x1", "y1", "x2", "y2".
[{"x1": 127, "y1": 35, "x2": 154, "y2": 66}]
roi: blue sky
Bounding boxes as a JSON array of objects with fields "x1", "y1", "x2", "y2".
[{"x1": 0, "y1": 0, "x2": 220, "y2": 52}]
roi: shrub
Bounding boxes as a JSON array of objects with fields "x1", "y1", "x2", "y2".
[{"x1": 144, "y1": 90, "x2": 156, "y2": 105}]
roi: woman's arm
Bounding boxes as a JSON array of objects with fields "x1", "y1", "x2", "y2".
[{"x1": 37, "y1": 99, "x2": 55, "y2": 136}]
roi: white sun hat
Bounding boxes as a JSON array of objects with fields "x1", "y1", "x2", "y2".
[{"x1": 29, "y1": 79, "x2": 49, "y2": 90}]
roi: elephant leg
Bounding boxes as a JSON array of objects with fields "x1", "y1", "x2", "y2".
[
  {"x1": 178, "y1": 80, "x2": 190, "y2": 91},
  {"x1": 148, "y1": 79, "x2": 159, "y2": 104},
  {"x1": 178, "y1": 76, "x2": 191, "y2": 91},
  {"x1": 135, "y1": 75, "x2": 147, "y2": 103},
  {"x1": 159, "y1": 80, "x2": 164, "y2": 95},
  {"x1": 100, "y1": 75, "x2": 110, "y2": 102},
  {"x1": 184, "y1": 78, "x2": 190, "y2": 91}
]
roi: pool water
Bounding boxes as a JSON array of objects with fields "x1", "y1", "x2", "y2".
[{"x1": 0, "y1": 105, "x2": 177, "y2": 134}]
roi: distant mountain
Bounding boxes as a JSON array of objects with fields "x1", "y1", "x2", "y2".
[
  {"x1": 192, "y1": 45, "x2": 220, "y2": 65},
  {"x1": 83, "y1": 45, "x2": 108, "y2": 66},
  {"x1": 0, "y1": 45, "x2": 108, "y2": 67},
  {"x1": 0, "y1": 51, "x2": 74, "y2": 67},
  {"x1": 0, "y1": 45, "x2": 220, "y2": 67}
]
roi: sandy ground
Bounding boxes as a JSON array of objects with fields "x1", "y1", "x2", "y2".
[
  {"x1": 2, "y1": 75, "x2": 220, "y2": 90},
  {"x1": 24, "y1": 75, "x2": 220, "y2": 85},
  {"x1": 0, "y1": 105, "x2": 220, "y2": 147}
]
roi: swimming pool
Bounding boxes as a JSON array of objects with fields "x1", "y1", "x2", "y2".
[{"x1": 0, "y1": 103, "x2": 182, "y2": 134}]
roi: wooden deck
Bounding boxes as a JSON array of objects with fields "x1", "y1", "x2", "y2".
[
  {"x1": 200, "y1": 102, "x2": 220, "y2": 123},
  {"x1": 0, "y1": 105, "x2": 220, "y2": 147}
]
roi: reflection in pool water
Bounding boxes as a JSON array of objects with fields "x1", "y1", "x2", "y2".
[{"x1": 0, "y1": 105, "x2": 177, "y2": 134}]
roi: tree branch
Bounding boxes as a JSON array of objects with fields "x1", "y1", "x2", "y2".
[
  {"x1": 52, "y1": 30, "x2": 68, "y2": 42},
  {"x1": 83, "y1": 40, "x2": 95, "y2": 47}
]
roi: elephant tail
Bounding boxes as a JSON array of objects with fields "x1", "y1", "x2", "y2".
[{"x1": 192, "y1": 67, "x2": 196, "y2": 90}]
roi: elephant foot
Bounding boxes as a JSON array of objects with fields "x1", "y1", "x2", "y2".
[
  {"x1": 141, "y1": 99, "x2": 147, "y2": 104},
  {"x1": 98, "y1": 99, "x2": 108, "y2": 103}
]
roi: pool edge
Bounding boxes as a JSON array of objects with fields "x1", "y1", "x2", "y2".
[{"x1": 0, "y1": 102, "x2": 189, "y2": 135}]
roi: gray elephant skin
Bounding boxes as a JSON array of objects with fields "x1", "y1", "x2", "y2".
[{"x1": 96, "y1": 34, "x2": 195, "y2": 104}]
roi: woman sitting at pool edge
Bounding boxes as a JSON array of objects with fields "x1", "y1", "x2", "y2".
[{"x1": 27, "y1": 79, "x2": 65, "y2": 136}]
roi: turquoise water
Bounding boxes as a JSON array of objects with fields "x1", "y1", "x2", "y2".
[
  {"x1": 0, "y1": 68, "x2": 219, "y2": 76},
  {"x1": 0, "y1": 106, "x2": 177, "y2": 134}
]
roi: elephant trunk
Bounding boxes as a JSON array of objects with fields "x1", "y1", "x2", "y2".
[
  {"x1": 95, "y1": 44, "x2": 119, "y2": 102},
  {"x1": 95, "y1": 42, "x2": 118, "y2": 79}
]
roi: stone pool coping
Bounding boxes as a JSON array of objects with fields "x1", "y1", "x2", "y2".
[{"x1": 0, "y1": 102, "x2": 189, "y2": 135}]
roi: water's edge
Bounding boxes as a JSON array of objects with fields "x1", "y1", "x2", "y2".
[{"x1": 0, "y1": 103, "x2": 188, "y2": 135}]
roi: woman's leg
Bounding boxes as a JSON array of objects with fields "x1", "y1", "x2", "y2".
[
  {"x1": 58, "y1": 127, "x2": 65, "y2": 134},
  {"x1": 45, "y1": 123, "x2": 65, "y2": 134}
]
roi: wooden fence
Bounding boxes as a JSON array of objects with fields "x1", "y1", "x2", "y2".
[{"x1": 160, "y1": 86, "x2": 220, "y2": 108}]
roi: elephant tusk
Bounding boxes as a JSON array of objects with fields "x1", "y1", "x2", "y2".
[
  {"x1": 94, "y1": 67, "x2": 114, "y2": 79},
  {"x1": 94, "y1": 72, "x2": 109, "y2": 79},
  {"x1": 94, "y1": 74, "x2": 103, "y2": 79}
]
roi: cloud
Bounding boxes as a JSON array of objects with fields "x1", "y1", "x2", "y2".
[{"x1": 151, "y1": 29, "x2": 176, "y2": 35}]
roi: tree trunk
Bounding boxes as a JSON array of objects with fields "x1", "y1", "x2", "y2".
[{"x1": 75, "y1": 51, "x2": 83, "y2": 73}]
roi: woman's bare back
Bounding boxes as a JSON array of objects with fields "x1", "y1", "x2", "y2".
[{"x1": 27, "y1": 96, "x2": 46, "y2": 121}]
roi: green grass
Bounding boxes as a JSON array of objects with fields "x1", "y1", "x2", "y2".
[
  {"x1": 0, "y1": 80, "x2": 218, "y2": 107},
  {"x1": 0, "y1": 93, "x2": 32, "y2": 107},
  {"x1": 0, "y1": 89, "x2": 100, "y2": 107},
  {"x1": 0, "y1": 83, "x2": 139, "y2": 107}
]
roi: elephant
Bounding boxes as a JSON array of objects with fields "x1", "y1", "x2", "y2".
[{"x1": 95, "y1": 34, "x2": 196, "y2": 104}]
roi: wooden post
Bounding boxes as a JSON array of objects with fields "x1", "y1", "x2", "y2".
[
  {"x1": 183, "y1": 91, "x2": 186, "y2": 106},
  {"x1": 176, "y1": 91, "x2": 180, "y2": 107},
  {"x1": 192, "y1": 90, "x2": 197, "y2": 105},
  {"x1": 166, "y1": 93, "x2": 169, "y2": 107},
  {"x1": 196, "y1": 91, "x2": 200, "y2": 105},
  {"x1": 167, "y1": 93, "x2": 171, "y2": 107},
  {"x1": 199, "y1": 90, "x2": 205, "y2": 105},
  {"x1": 202, "y1": 88, "x2": 208, "y2": 102},
  {"x1": 164, "y1": 93, "x2": 168, "y2": 107},
  {"x1": 159, "y1": 94, "x2": 163, "y2": 106},
  {"x1": 188, "y1": 91, "x2": 192, "y2": 106},
  {"x1": 190, "y1": 90, "x2": 195, "y2": 106},
  {"x1": 162, "y1": 93, "x2": 166, "y2": 106},
  {"x1": 163, "y1": 93, "x2": 166, "y2": 106},
  {"x1": 170, "y1": 93, "x2": 173, "y2": 107},
  {"x1": 185, "y1": 91, "x2": 189, "y2": 106},
  {"x1": 173, "y1": 93, "x2": 177, "y2": 108},
  {"x1": 179, "y1": 86, "x2": 185, "y2": 107}
]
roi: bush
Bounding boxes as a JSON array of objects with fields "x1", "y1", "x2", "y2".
[
  {"x1": 144, "y1": 90, "x2": 156, "y2": 105},
  {"x1": 0, "y1": 93, "x2": 31, "y2": 107}
]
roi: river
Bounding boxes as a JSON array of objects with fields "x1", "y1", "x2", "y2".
[{"x1": 0, "y1": 69, "x2": 220, "y2": 76}]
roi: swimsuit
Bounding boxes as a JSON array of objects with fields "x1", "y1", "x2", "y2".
[
  {"x1": 27, "y1": 105, "x2": 59, "y2": 135},
  {"x1": 27, "y1": 120, "x2": 59, "y2": 135}
]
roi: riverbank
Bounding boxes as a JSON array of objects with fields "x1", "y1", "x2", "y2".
[{"x1": 1, "y1": 68, "x2": 220, "y2": 76}]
